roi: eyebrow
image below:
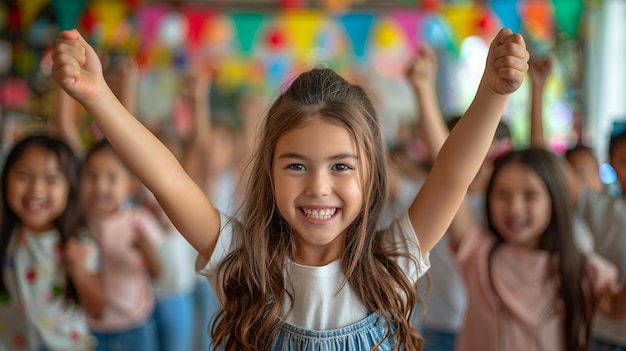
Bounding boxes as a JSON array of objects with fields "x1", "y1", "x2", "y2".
[
  {"x1": 277, "y1": 153, "x2": 359, "y2": 161},
  {"x1": 12, "y1": 164, "x2": 64, "y2": 174}
]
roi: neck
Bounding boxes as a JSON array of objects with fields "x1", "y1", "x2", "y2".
[{"x1": 293, "y1": 248, "x2": 341, "y2": 266}]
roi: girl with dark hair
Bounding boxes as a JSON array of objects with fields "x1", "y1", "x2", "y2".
[
  {"x1": 0, "y1": 134, "x2": 104, "y2": 350},
  {"x1": 52, "y1": 28, "x2": 528, "y2": 350},
  {"x1": 412, "y1": 49, "x2": 624, "y2": 350}
]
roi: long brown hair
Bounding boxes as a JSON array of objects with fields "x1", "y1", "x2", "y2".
[
  {"x1": 212, "y1": 68, "x2": 424, "y2": 350},
  {"x1": 485, "y1": 147, "x2": 594, "y2": 350}
]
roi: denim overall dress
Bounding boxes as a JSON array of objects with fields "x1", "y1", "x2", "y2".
[{"x1": 272, "y1": 313, "x2": 398, "y2": 350}]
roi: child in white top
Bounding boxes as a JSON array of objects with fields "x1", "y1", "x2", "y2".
[
  {"x1": 52, "y1": 28, "x2": 529, "y2": 350},
  {"x1": 0, "y1": 135, "x2": 104, "y2": 351}
]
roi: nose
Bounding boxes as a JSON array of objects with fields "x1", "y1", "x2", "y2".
[
  {"x1": 94, "y1": 175, "x2": 109, "y2": 195},
  {"x1": 509, "y1": 194, "x2": 525, "y2": 216},
  {"x1": 304, "y1": 170, "x2": 331, "y2": 198},
  {"x1": 28, "y1": 177, "x2": 46, "y2": 196}
]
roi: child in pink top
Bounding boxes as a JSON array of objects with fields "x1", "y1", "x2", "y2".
[
  {"x1": 407, "y1": 43, "x2": 626, "y2": 351},
  {"x1": 452, "y1": 148, "x2": 626, "y2": 350},
  {"x1": 81, "y1": 140, "x2": 163, "y2": 351}
]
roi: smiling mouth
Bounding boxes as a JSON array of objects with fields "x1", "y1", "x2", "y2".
[
  {"x1": 301, "y1": 207, "x2": 337, "y2": 220},
  {"x1": 24, "y1": 200, "x2": 47, "y2": 212}
]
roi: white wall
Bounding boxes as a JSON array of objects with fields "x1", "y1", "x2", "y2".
[{"x1": 587, "y1": 0, "x2": 626, "y2": 162}]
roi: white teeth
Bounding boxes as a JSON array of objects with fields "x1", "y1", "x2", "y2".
[
  {"x1": 302, "y1": 208, "x2": 336, "y2": 220},
  {"x1": 26, "y1": 200, "x2": 46, "y2": 211}
]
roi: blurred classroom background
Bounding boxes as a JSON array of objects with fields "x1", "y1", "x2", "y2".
[{"x1": 0, "y1": 0, "x2": 624, "y2": 187}]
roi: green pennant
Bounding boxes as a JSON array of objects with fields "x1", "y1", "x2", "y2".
[
  {"x1": 231, "y1": 13, "x2": 265, "y2": 55},
  {"x1": 51, "y1": 0, "x2": 88, "y2": 32},
  {"x1": 551, "y1": 0, "x2": 584, "y2": 39}
]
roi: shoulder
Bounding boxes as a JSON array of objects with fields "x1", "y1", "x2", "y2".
[
  {"x1": 378, "y1": 213, "x2": 431, "y2": 281},
  {"x1": 196, "y1": 211, "x2": 241, "y2": 278}
]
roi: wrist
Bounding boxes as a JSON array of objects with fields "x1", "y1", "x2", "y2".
[
  {"x1": 83, "y1": 81, "x2": 116, "y2": 112},
  {"x1": 413, "y1": 84, "x2": 436, "y2": 99},
  {"x1": 477, "y1": 77, "x2": 510, "y2": 98}
]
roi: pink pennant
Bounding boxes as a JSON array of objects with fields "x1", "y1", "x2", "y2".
[
  {"x1": 135, "y1": 5, "x2": 169, "y2": 52},
  {"x1": 389, "y1": 10, "x2": 422, "y2": 53}
]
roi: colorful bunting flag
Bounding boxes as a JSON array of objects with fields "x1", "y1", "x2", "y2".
[{"x1": 338, "y1": 13, "x2": 374, "y2": 58}]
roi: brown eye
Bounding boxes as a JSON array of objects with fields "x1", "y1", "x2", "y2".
[
  {"x1": 331, "y1": 164, "x2": 351, "y2": 171},
  {"x1": 287, "y1": 164, "x2": 305, "y2": 171}
]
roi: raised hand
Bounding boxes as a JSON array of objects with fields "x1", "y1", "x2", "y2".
[
  {"x1": 405, "y1": 44, "x2": 438, "y2": 91},
  {"x1": 529, "y1": 55, "x2": 553, "y2": 89},
  {"x1": 52, "y1": 29, "x2": 106, "y2": 106},
  {"x1": 484, "y1": 28, "x2": 530, "y2": 95}
]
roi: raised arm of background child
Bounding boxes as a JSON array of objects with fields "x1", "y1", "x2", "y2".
[
  {"x1": 528, "y1": 55, "x2": 584, "y2": 208},
  {"x1": 51, "y1": 83, "x2": 85, "y2": 156},
  {"x1": 407, "y1": 28, "x2": 529, "y2": 254},
  {"x1": 406, "y1": 44, "x2": 480, "y2": 252},
  {"x1": 52, "y1": 29, "x2": 220, "y2": 260},
  {"x1": 528, "y1": 55, "x2": 552, "y2": 148},
  {"x1": 181, "y1": 70, "x2": 213, "y2": 193},
  {"x1": 110, "y1": 56, "x2": 140, "y2": 117}
]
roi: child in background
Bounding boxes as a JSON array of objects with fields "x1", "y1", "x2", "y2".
[
  {"x1": 527, "y1": 55, "x2": 626, "y2": 350},
  {"x1": 565, "y1": 145, "x2": 604, "y2": 192},
  {"x1": 412, "y1": 52, "x2": 624, "y2": 350},
  {"x1": 53, "y1": 28, "x2": 528, "y2": 350},
  {"x1": 81, "y1": 140, "x2": 163, "y2": 351},
  {"x1": 146, "y1": 71, "x2": 216, "y2": 351},
  {"x1": 404, "y1": 44, "x2": 467, "y2": 351},
  {"x1": 0, "y1": 135, "x2": 104, "y2": 351},
  {"x1": 528, "y1": 54, "x2": 605, "y2": 195},
  {"x1": 138, "y1": 129, "x2": 197, "y2": 351},
  {"x1": 451, "y1": 147, "x2": 622, "y2": 350},
  {"x1": 591, "y1": 122, "x2": 626, "y2": 351}
]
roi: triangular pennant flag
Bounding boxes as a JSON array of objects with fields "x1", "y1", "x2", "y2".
[
  {"x1": 442, "y1": 5, "x2": 481, "y2": 47},
  {"x1": 338, "y1": 13, "x2": 374, "y2": 58},
  {"x1": 17, "y1": 0, "x2": 49, "y2": 30},
  {"x1": 135, "y1": 5, "x2": 169, "y2": 51},
  {"x1": 283, "y1": 10, "x2": 322, "y2": 59},
  {"x1": 90, "y1": 0, "x2": 128, "y2": 46},
  {"x1": 231, "y1": 12, "x2": 265, "y2": 54},
  {"x1": 389, "y1": 11, "x2": 422, "y2": 53},
  {"x1": 551, "y1": 0, "x2": 584, "y2": 39},
  {"x1": 490, "y1": 0, "x2": 521, "y2": 33},
  {"x1": 182, "y1": 6, "x2": 212, "y2": 48},
  {"x1": 52, "y1": 0, "x2": 88, "y2": 31}
]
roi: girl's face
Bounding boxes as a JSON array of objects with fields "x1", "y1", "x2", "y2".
[
  {"x1": 272, "y1": 118, "x2": 364, "y2": 266},
  {"x1": 610, "y1": 140, "x2": 626, "y2": 196},
  {"x1": 6, "y1": 146, "x2": 70, "y2": 232},
  {"x1": 82, "y1": 149, "x2": 136, "y2": 216},
  {"x1": 488, "y1": 162, "x2": 551, "y2": 249}
]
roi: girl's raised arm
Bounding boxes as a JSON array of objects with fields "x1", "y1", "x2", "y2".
[
  {"x1": 53, "y1": 29, "x2": 220, "y2": 260},
  {"x1": 407, "y1": 28, "x2": 529, "y2": 254}
]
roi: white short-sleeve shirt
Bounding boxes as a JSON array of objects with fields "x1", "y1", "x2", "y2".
[{"x1": 197, "y1": 212, "x2": 430, "y2": 331}]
